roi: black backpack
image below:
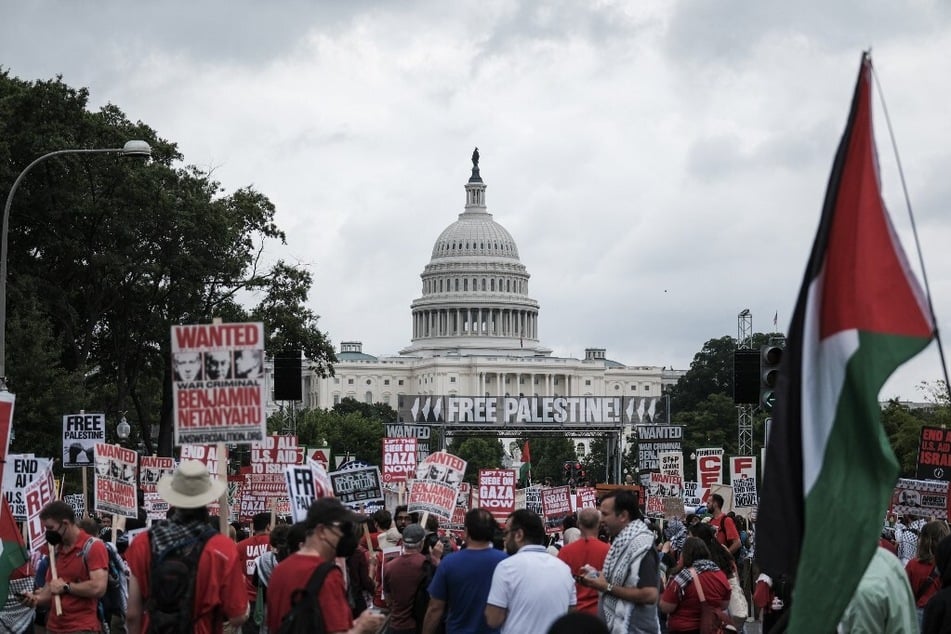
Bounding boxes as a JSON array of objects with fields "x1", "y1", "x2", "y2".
[
  {"x1": 412, "y1": 558, "x2": 442, "y2": 634},
  {"x1": 276, "y1": 561, "x2": 336, "y2": 634},
  {"x1": 145, "y1": 527, "x2": 217, "y2": 634}
]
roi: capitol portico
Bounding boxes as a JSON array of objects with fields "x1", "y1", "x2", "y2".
[{"x1": 299, "y1": 150, "x2": 682, "y2": 459}]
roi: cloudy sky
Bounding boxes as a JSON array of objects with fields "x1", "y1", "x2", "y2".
[{"x1": 3, "y1": 1, "x2": 951, "y2": 400}]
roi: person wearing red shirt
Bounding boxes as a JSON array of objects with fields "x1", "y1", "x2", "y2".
[
  {"x1": 20, "y1": 501, "x2": 108, "y2": 633},
  {"x1": 266, "y1": 498, "x2": 385, "y2": 634},
  {"x1": 557, "y1": 507, "x2": 610, "y2": 616},
  {"x1": 906, "y1": 520, "x2": 951, "y2": 629},
  {"x1": 706, "y1": 494, "x2": 740, "y2": 556},
  {"x1": 126, "y1": 460, "x2": 249, "y2": 634},
  {"x1": 660, "y1": 537, "x2": 731, "y2": 633},
  {"x1": 236, "y1": 512, "x2": 272, "y2": 632}
]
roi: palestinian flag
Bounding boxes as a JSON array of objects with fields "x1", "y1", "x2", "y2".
[
  {"x1": 519, "y1": 441, "x2": 532, "y2": 484},
  {"x1": 0, "y1": 496, "x2": 27, "y2": 607},
  {"x1": 755, "y1": 53, "x2": 934, "y2": 633}
]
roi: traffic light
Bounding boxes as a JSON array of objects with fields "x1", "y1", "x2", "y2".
[
  {"x1": 760, "y1": 344, "x2": 783, "y2": 411},
  {"x1": 563, "y1": 460, "x2": 573, "y2": 483}
]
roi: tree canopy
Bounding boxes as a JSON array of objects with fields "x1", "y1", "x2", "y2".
[{"x1": 1, "y1": 71, "x2": 335, "y2": 458}]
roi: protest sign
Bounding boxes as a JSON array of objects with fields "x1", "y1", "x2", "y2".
[
  {"x1": 695, "y1": 448, "x2": 724, "y2": 498},
  {"x1": 307, "y1": 458, "x2": 335, "y2": 498},
  {"x1": 646, "y1": 473, "x2": 683, "y2": 518},
  {"x1": 246, "y1": 435, "x2": 302, "y2": 496},
  {"x1": 62, "y1": 412, "x2": 105, "y2": 468},
  {"x1": 733, "y1": 475, "x2": 758, "y2": 508},
  {"x1": 917, "y1": 426, "x2": 951, "y2": 481},
  {"x1": 729, "y1": 456, "x2": 757, "y2": 483},
  {"x1": 408, "y1": 451, "x2": 467, "y2": 521},
  {"x1": 709, "y1": 483, "x2": 734, "y2": 512},
  {"x1": 330, "y1": 466, "x2": 384, "y2": 507},
  {"x1": 139, "y1": 455, "x2": 175, "y2": 493},
  {"x1": 94, "y1": 443, "x2": 138, "y2": 517},
  {"x1": 64, "y1": 493, "x2": 86, "y2": 519},
  {"x1": 658, "y1": 451, "x2": 684, "y2": 481},
  {"x1": 576, "y1": 487, "x2": 597, "y2": 510},
  {"x1": 286, "y1": 465, "x2": 320, "y2": 522},
  {"x1": 181, "y1": 444, "x2": 222, "y2": 478},
  {"x1": 478, "y1": 469, "x2": 515, "y2": 522},
  {"x1": 635, "y1": 425, "x2": 683, "y2": 471},
  {"x1": 25, "y1": 461, "x2": 56, "y2": 552},
  {"x1": 382, "y1": 438, "x2": 417, "y2": 483},
  {"x1": 891, "y1": 478, "x2": 951, "y2": 520},
  {"x1": 3, "y1": 454, "x2": 51, "y2": 521},
  {"x1": 144, "y1": 492, "x2": 170, "y2": 521},
  {"x1": 682, "y1": 481, "x2": 703, "y2": 510},
  {"x1": 307, "y1": 446, "x2": 331, "y2": 470},
  {"x1": 524, "y1": 485, "x2": 543, "y2": 515},
  {"x1": 385, "y1": 424, "x2": 431, "y2": 462},
  {"x1": 541, "y1": 485, "x2": 572, "y2": 534},
  {"x1": 171, "y1": 321, "x2": 266, "y2": 445}
]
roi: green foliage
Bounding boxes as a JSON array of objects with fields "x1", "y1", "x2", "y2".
[
  {"x1": 0, "y1": 71, "x2": 336, "y2": 457},
  {"x1": 291, "y1": 407, "x2": 385, "y2": 465},
  {"x1": 331, "y1": 397, "x2": 397, "y2": 423},
  {"x1": 449, "y1": 435, "x2": 504, "y2": 484},
  {"x1": 525, "y1": 436, "x2": 578, "y2": 484}
]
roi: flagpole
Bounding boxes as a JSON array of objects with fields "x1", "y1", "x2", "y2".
[{"x1": 870, "y1": 54, "x2": 951, "y2": 403}]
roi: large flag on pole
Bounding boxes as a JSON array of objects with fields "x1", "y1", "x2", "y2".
[{"x1": 755, "y1": 52, "x2": 934, "y2": 633}]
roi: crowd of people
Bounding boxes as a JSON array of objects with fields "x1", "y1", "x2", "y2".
[{"x1": 8, "y1": 461, "x2": 951, "y2": 634}]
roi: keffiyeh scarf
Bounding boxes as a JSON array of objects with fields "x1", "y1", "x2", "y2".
[
  {"x1": 669, "y1": 559, "x2": 721, "y2": 601},
  {"x1": 601, "y1": 519, "x2": 656, "y2": 631}
]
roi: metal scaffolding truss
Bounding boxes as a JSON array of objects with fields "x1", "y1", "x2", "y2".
[{"x1": 737, "y1": 309, "x2": 754, "y2": 456}]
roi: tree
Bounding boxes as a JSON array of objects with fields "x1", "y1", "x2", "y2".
[
  {"x1": 0, "y1": 72, "x2": 336, "y2": 458},
  {"x1": 290, "y1": 407, "x2": 384, "y2": 466},
  {"x1": 524, "y1": 436, "x2": 578, "y2": 485},
  {"x1": 449, "y1": 436, "x2": 504, "y2": 484}
]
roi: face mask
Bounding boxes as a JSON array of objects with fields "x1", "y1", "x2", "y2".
[
  {"x1": 335, "y1": 530, "x2": 359, "y2": 558},
  {"x1": 45, "y1": 529, "x2": 63, "y2": 546}
]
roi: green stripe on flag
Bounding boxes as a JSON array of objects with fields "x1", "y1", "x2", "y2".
[{"x1": 790, "y1": 331, "x2": 929, "y2": 632}]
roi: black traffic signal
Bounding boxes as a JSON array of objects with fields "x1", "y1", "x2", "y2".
[
  {"x1": 760, "y1": 344, "x2": 783, "y2": 411},
  {"x1": 563, "y1": 460, "x2": 573, "y2": 483}
]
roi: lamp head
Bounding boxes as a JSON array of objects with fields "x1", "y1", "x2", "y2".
[
  {"x1": 117, "y1": 415, "x2": 131, "y2": 440},
  {"x1": 121, "y1": 140, "x2": 152, "y2": 158}
]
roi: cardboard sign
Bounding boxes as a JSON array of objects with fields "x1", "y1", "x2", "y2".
[
  {"x1": 94, "y1": 443, "x2": 138, "y2": 517},
  {"x1": 729, "y1": 456, "x2": 757, "y2": 483},
  {"x1": 3, "y1": 454, "x2": 51, "y2": 521},
  {"x1": 730, "y1": 456, "x2": 758, "y2": 508},
  {"x1": 658, "y1": 451, "x2": 684, "y2": 481},
  {"x1": 478, "y1": 469, "x2": 516, "y2": 521},
  {"x1": 62, "y1": 413, "x2": 106, "y2": 468},
  {"x1": 329, "y1": 466, "x2": 384, "y2": 507},
  {"x1": 382, "y1": 438, "x2": 417, "y2": 483},
  {"x1": 171, "y1": 322, "x2": 267, "y2": 445},
  {"x1": 139, "y1": 455, "x2": 175, "y2": 493},
  {"x1": 541, "y1": 485, "x2": 572, "y2": 534},
  {"x1": 682, "y1": 481, "x2": 703, "y2": 510},
  {"x1": 646, "y1": 473, "x2": 683, "y2": 518},
  {"x1": 635, "y1": 425, "x2": 683, "y2": 471},
  {"x1": 408, "y1": 451, "x2": 467, "y2": 521},
  {"x1": 64, "y1": 493, "x2": 86, "y2": 519}
]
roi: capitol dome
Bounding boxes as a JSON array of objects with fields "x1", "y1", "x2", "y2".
[{"x1": 401, "y1": 149, "x2": 550, "y2": 358}]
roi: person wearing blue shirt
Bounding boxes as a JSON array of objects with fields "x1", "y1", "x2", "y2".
[{"x1": 423, "y1": 508, "x2": 507, "y2": 634}]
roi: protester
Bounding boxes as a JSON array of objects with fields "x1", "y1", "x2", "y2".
[
  {"x1": 383, "y1": 523, "x2": 429, "y2": 633},
  {"x1": 546, "y1": 612, "x2": 610, "y2": 634},
  {"x1": 20, "y1": 500, "x2": 108, "y2": 634},
  {"x1": 266, "y1": 497, "x2": 385, "y2": 634},
  {"x1": 659, "y1": 537, "x2": 731, "y2": 633},
  {"x1": 579, "y1": 490, "x2": 660, "y2": 633},
  {"x1": 923, "y1": 533, "x2": 951, "y2": 634},
  {"x1": 485, "y1": 509, "x2": 576, "y2": 634},
  {"x1": 557, "y1": 507, "x2": 610, "y2": 617},
  {"x1": 237, "y1": 512, "x2": 273, "y2": 634},
  {"x1": 253, "y1": 524, "x2": 291, "y2": 634},
  {"x1": 126, "y1": 460, "x2": 249, "y2": 633},
  {"x1": 906, "y1": 520, "x2": 950, "y2": 630},
  {"x1": 838, "y1": 546, "x2": 916, "y2": 633},
  {"x1": 424, "y1": 508, "x2": 507, "y2": 634}
]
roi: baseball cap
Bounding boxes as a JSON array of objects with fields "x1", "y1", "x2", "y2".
[
  {"x1": 305, "y1": 497, "x2": 368, "y2": 531},
  {"x1": 402, "y1": 523, "x2": 426, "y2": 547}
]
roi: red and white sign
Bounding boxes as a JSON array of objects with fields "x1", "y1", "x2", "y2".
[
  {"x1": 382, "y1": 438, "x2": 417, "y2": 483},
  {"x1": 541, "y1": 485, "x2": 572, "y2": 534},
  {"x1": 309, "y1": 447, "x2": 331, "y2": 470},
  {"x1": 140, "y1": 455, "x2": 175, "y2": 493},
  {"x1": 25, "y1": 461, "x2": 56, "y2": 552},
  {"x1": 94, "y1": 443, "x2": 138, "y2": 518},
  {"x1": 695, "y1": 448, "x2": 724, "y2": 500},
  {"x1": 478, "y1": 469, "x2": 515, "y2": 521},
  {"x1": 658, "y1": 451, "x2": 684, "y2": 481},
  {"x1": 247, "y1": 435, "x2": 302, "y2": 496},
  {"x1": 181, "y1": 444, "x2": 222, "y2": 477},
  {"x1": 171, "y1": 321, "x2": 266, "y2": 445},
  {"x1": 576, "y1": 487, "x2": 597, "y2": 510},
  {"x1": 729, "y1": 456, "x2": 757, "y2": 483},
  {"x1": 408, "y1": 451, "x2": 466, "y2": 521},
  {"x1": 646, "y1": 473, "x2": 683, "y2": 517}
]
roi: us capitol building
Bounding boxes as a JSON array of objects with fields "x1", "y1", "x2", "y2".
[{"x1": 297, "y1": 150, "x2": 683, "y2": 459}]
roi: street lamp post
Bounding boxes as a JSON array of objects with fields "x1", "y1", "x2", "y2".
[
  {"x1": 0, "y1": 141, "x2": 152, "y2": 388},
  {"x1": 117, "y1": 413, "x2": 131, "y2": 442}
]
